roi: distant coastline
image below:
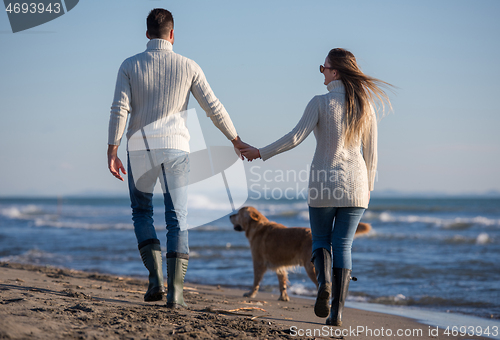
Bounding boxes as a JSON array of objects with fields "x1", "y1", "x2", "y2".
[{"x1": 1, "y1": 189, "x2": 500, "y2": 200}]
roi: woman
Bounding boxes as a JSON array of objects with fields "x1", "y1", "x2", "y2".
[{"x1": 241, "y1": 48, "x2": 392, "y2": 326}]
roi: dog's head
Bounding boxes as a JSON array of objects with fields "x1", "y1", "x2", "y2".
[{"x1": 230, "y1": 206, "x2": 267, "y2": 235}]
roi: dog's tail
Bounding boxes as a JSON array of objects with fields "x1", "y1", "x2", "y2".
[{"x1": 354, "y1": 222, "x2": 372, "y2": 237}]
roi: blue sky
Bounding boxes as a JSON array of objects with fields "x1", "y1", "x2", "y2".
[{"x1": 0, "y1": 0, "x2": 499, "y2": 197}]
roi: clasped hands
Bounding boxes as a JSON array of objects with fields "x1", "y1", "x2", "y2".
[{"x1": 231, "y1": 136, "x2": 260, "y2": 161}]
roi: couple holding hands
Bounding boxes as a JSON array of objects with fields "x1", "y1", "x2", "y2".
[{"x1": 107, "y1": 8, "x2": 392, "y2": 326}]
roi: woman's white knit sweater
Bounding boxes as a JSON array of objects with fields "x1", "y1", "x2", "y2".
[
  {"x1": 259, "y1": 80, "x2": 377, "y2": 208},
  {"x1": 108, "y1": 39, "x2": 238, "y2": 152}
]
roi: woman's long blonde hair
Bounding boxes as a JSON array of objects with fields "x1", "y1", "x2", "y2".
[{"x1": 327, "y1": 48, "x2": 393, "y2": 146}]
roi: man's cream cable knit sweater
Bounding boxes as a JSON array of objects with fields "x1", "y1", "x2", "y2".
[
  {"x1": 108, "y1": 39, "x2": 238, "y2": 151},
  {"x1": 259, "y1": 80, "x2": 377, "y2": 208}
]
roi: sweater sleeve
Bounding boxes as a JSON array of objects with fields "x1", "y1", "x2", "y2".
[
  {"x1": 362, "y1": 108, "x2": 378, "y2": 191},
  {"x1": 190, "y1": 62, "x2": 238, "y2": 141},
  {"x1": 259, "y1": 96, "x2": 320, "y2": 161},
  {"x1": 108, "y1": 60, "x2": 131, "y2": 146}
]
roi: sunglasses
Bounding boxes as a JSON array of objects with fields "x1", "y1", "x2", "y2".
[{"x1": 319, "y1": 65, "x2": 335, "y2": 73}]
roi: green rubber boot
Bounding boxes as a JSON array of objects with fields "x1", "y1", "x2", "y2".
[
  {"x1": 139, "y1": 239, "x2": 165, "y2": 302},
  {"x1": 166, "y1": 253, "x2": 189, "y2": 309}
]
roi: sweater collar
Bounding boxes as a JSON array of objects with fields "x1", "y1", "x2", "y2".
[
  {"x1": 327, "y1": 80, "x2": 345, "y2": 93},
  {"x1": 146, "y1": 39, "x2": 173, "y2": 51}
]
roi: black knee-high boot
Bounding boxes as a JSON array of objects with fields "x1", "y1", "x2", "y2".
[
  {"x1": 311, "y1": 248, "x2": 332, "y2": 318},
  {"x1": 138, "y1": 239, "x2": 165, "y2": 302},
  {"x1": 326, "y1": 268, "x2": 352, "y2": 326}
]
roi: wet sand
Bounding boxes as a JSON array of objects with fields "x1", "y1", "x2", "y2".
[{"x1": 0, "y1": 262, "x2": 492, "y2": 339}]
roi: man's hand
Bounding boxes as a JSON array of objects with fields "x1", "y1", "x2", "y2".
[
  {"x1": 107, "y1": 144, "x2": 127, "y2": 181},
  {"x1": 231, "y1": 136, "x2": 252, "y2": 160},
  {"x1": 240, "y1": 146, "x2": 261, "y2": 161}
]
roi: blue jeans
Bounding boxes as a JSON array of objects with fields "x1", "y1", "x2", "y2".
[
  {"x1": 309, "y1": 206, "x2": 365, "y2": 270},
  {"x1": 128, "y1": 149, "x2": 189, "y2": 255}
]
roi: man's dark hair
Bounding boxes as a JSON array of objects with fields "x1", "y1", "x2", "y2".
[{"x1": 147, "y1": 8, "x2": 174, "y2": 38}]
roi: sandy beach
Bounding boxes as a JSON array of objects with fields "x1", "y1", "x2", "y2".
[{"x1": 0, "y1": 262, "x2": 494, "y2": 340}]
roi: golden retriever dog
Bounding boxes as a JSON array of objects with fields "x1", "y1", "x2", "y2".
[{"x1": 230, "y1": 206, "x2": 371, "y2": 301}]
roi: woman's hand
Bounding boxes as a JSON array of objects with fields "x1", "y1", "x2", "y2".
[{"x1": 240, "y1": 147, "x2": 261, "y2": 161}]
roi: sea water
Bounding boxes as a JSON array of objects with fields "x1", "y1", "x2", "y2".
[{"x1": 0, "y1": 196, "x2": 499, "y2": 323}]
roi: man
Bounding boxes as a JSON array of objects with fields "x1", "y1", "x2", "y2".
[{"x1": 107, "y1": 8, "x2": 247, "y2": 308}]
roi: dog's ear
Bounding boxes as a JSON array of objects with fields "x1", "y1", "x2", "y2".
[{"x1": 248, "y1": 210, "x2": 260, "y2": 221}]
